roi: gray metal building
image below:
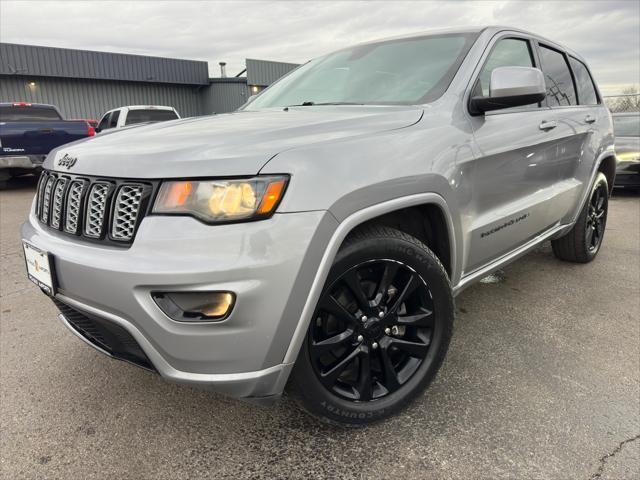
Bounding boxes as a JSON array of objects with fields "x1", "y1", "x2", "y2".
[{"x1": 0, "y1": 43, "x2": 298, "y2": 119}]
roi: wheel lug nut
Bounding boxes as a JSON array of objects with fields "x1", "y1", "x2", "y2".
[
  {"x1": 378, "y1": 311, "x2": 384, "y2": 318},
  {"x1": 357, "y1": 335, "x2": 364, "y2": 343},
  {"x1": 361, "y1": 315, "x2": 368, "y2": 322},
  {"x1": 384, "y1": 327, "x2": 391, "y2": 335},
  {"x1": 372, "y1": 342, "x2": 378, "y2": 349}
]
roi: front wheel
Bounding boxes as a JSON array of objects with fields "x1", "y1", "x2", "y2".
[
  {"x1": 289, "y1": 226, "x2": 454, "y2": 426},
  {"x1": 552, "y1": 172, "x2": 609, "y2": 263}
]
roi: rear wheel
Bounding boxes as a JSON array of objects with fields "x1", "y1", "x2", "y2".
[
  {"x1": 552, "y1": 172, "x2": 609, "y2": 263},
  {"x1": 290, "y1": 226, "x2": 453, "y2": 425}
]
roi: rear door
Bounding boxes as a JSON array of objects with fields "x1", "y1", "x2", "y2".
[
  {"x1": 533, "y1": 43, "x2": 597, "y2": 224},
  {"x1": 464, "y1": 34, "x2": 565, "y2": 273}
]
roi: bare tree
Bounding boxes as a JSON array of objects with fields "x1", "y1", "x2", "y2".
[{"x1": 605, "y1": 85, "x2": 640, "y2": 113}]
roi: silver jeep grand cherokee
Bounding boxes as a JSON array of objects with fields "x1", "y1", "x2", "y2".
[{"x1": 22, "y1": 27, "x2": 615, "y2": 425}]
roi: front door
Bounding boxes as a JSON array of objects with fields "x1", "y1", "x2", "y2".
[{"x1": 463, "y1": 35, "x2": 568, "y2": 274}]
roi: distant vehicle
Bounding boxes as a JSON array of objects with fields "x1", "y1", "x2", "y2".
[
  {"x1": 96, "y1": 106, "x2": 180, "y2": 132},
  {"x1": 612, "y1": 112, "x2": 640, "y2": 189},
  {"x1": 73, "y1": 119, "x2": 98, "y2": 129},
  {"x1": 0, "y1": 102, "x2": 95, "y2": 183}
]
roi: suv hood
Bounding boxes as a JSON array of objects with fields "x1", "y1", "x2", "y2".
[{"x1": 46, "y1": 107, "x2": 423, "y2": 178}]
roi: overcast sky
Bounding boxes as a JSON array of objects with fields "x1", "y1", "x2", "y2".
[{"x1": 1, "y1": 0, "x2": 639, "y2": 95}]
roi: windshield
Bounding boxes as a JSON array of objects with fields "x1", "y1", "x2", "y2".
[
  {"x1": 613, "y1": 115, "x2": 640, "y2": 137},
  {"x1": 245, "y1": 33, "x2": 478, "y2": 109}
]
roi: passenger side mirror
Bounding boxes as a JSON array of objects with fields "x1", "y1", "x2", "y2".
[{"x1": 470, "y1": 66, "x2": 546, "y2": 115}]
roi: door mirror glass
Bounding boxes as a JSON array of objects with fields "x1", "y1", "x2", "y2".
[{"x1": 470, "y1": 66, "x2": 546, "y2": 115}]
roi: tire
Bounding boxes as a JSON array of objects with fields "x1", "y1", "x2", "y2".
[
  {"x1": 289, "y1": 226, "x2": 454, "y2": 426},
  {"x1": 552, "y1": 172, "x2": 609, "y2": 263}
]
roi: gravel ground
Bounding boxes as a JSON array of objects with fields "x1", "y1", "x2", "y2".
[{"x1": 1, "y1": 175, "x2": 639, "y2": 480}]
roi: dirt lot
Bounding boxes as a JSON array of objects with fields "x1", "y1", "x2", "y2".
[{"x1": 1, "y1": 176, "x2": 639, "y2": 479}]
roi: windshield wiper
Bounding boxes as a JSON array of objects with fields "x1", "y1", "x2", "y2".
[{"x1": 284, "y1": 101, "x2": 364, "y2": 108}]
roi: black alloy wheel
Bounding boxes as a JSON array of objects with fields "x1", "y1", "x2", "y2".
[
  {"x1": 290, "y1": 226, "x2": 454, "y2": 425},
  {"x1": 309, "y1": 259, "x2": 434, "y2": 402},
  {"x1": 552, "y1": 172, "x2": 609, "y2": 263},
  {"x1": 585, "y1": 182, "x2": 607, "y2": 253}
]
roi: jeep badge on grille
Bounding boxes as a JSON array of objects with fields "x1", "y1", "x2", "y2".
[{"x1": 57, "y1": 153, "x2": 77, "y2": 169}]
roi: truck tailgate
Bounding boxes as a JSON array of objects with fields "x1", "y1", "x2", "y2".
[{"x1": 0, "y1": 121, "x2": 89, "y2": 156}]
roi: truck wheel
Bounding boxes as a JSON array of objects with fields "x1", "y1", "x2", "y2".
[
  {"x1": 552, "y1": 172, "x2": 609, "y2": 263},
  {"x1": 290, "y1": 226, "x2": 453, "y2": 426},
  {"x1": 0, "y1": 171, "x2": 11, "y2": 189}
]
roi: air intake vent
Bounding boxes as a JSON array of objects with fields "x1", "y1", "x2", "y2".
[
  {"x1": 84, "y1": 183, "x2": 111, "y2": 238},
  {"x1": 64, "y1": 180, "x2": 86, "y2": 234},
  {"x1": 112, "y1": 185, "x2": 145, "y2": 241},
  {"x1": 50, "y1": 178, "x2": 68, "y2": 229},
  {"x1": 40, "y1": 175, "x2": 55, "y2": 224},
  {"x1": 34, "y1": 171, "x2": 152, "y2": 246}
]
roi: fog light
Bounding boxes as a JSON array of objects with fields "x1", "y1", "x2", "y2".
[{"x1": 152, "y1": 291, "x2": 235, "y2": 322}]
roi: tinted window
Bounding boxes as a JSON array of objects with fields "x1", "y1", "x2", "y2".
[
  {"x1": 97, "y1": 113, "x2": 110, "y2": 131},
  {"x1": 246, "y1": 33, "x2": 478, "y2": 108},
  {"x1": 109, "y1": 110, "x2": 120, "y2": 128},
  {"x1": 477, "y1": 38, "x2": 534, "y2": 97},
  {"x1": 538, "y1": 46, "x2": 577, "y2": 106},
  {"x1": 613, "y1": 115, "x2": 640, "y2": 137},
  {"x1": 569, "y1": 57, "x2": 598, "y2": 105},
  {"x1": 125, "y1": 109, "x2": 178, "y2": 125},
  {"x1": 0, "y1": 105, "x2": 62, "y2": 121}
]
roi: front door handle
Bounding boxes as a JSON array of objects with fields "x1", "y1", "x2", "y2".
[
  {"x1": 585, "y1": 115, "x2": 597, "y2": 124},
  {"x1": 539, "y1": 120, "x2": 557, "y2": 131}
]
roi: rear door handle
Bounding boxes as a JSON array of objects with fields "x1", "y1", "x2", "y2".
[
  {"x1": 539, "y1": 120, "x2": 557, "y2": 131},
  {"x1": 585, "y1": 115, "x2": 597, "y2": 124}
]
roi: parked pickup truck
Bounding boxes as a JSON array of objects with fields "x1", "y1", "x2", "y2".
[
  {"x1": 22, "y1": 27, "x2": 615, "y2": 425},
  {"x1": 0, "y1": 102, "x2": 95, "y2": 183},
  {"x1": 96, "y1": 105, "x2": 180, "y2": 133}
]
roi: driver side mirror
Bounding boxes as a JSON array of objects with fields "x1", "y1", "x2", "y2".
[{"x1": 470, "y1": 66, "x2": 546, "y2": 115}]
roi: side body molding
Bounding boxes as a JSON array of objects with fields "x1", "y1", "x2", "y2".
[{"x1": 282, "y1": 192, "x2": 457, "y2": 364}]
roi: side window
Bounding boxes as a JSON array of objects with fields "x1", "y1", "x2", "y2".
[
  {"x1": 97, "y1": 113, "x2": 110, "y2": 131},
  {"x1": 538, "y1": 45, "x2": 577, "y2": 106},
  {"x1": 109, "y1": 110, "x2": 120, "y2": 128},
  {"x1": 477, "y1": 38, "x2": 535, "y2": 98},
  {"x1": 569, "y1": 57, "x2": 599, "y2": 105}
]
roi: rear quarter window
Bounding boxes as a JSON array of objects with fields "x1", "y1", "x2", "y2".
[{"x1": 569, "y1": 57, "x2": 599, "y2": 105}]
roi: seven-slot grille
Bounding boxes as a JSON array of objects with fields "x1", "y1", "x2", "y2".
[{"x1": 35, "y1": 171, "x2": 151, "y2": 245}]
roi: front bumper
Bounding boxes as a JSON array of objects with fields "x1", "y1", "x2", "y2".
[{"x1": 22, "y1": 208, "x2": 335, "y2": 399}]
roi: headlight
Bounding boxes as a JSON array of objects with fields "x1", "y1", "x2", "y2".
[
  {"x1": 153, "y1": 175, "x2": 288, "y2": 223},
  {"x1": 617, "y1": 152, "x2": 640, "y2": 162}
]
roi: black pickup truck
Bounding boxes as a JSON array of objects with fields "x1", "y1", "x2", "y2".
[{"x1": 0, "y1": 103, "x2": 94, "y2": 183}]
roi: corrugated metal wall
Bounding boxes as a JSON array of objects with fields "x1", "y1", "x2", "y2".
[
  {"x1": 200, "y1": 79, "x2": 250, "y2": 114},
  {"x1": 0, "y1": 75, "x2": 204, "y2": 119},
  {"x1": 1, "y1": 43, "x2": 209, "y2": 85},
  {"x1": 246, "y1": 59, "x2": 299, "y2": 86}
]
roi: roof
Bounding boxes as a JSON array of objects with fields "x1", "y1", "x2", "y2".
[
  {"x1": 246, "y1": 58, "x2": 299, "y2": 86},
  {"x1": 344, "y1": 26, "x2": 585, "y2": 63},
  {"x1": 0, "y1": 43, "x2": 209, "y2": 85}
]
